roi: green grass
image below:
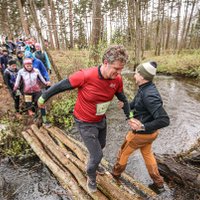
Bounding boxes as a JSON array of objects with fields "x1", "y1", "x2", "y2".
[
  {"x1": 50, "y1": 49, "x2": 200, "y2": 78},
  {"x1": 142, "y1": 50, "x2": 200, "y2": 77}
]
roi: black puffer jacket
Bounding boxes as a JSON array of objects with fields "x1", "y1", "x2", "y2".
[{"x1": 130, "y1": 81, "x2": 170, "y2": 134}]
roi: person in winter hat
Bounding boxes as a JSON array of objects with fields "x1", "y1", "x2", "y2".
[
  {"x1": 135, "y1": 61, "x2": 157, "y2": 81},
  {"x1": 14, "y1": 58, "x2": 50, "y2": 125},
  {"x1": 24, "y1": 50, "x2": 50, "y2": 83},
  {"x1": 112, "y1": 61, "x2": 170, "y2": 194}
]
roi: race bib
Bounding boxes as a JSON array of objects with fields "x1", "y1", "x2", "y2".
[
  {"x1": 96, "y1": 101, "x2": 111, "y2": 115},
  {"x1": 24, "y1": 95, "x2": 32, "y2": 103}
]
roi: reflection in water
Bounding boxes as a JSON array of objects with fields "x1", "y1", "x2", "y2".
[{"x1": 104, "y1": 74, "x2": 200, "y2": 199}]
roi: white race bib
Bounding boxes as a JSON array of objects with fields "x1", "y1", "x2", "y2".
[
  {"x1": 96, "y1": 101, "x2": 111, "y2": 115},
  {"x1": 24, "y1": 95, "x2": 32, "y2": 103}
]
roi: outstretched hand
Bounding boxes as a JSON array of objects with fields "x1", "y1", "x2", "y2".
[
  {"x1": 117, "y1": 101, "x2": 124, "y2": 109},
  {"x1": 46, "y1": 81, "x2": 51, "y2": 86},
  {"x1": 128, "y1": 118, "x2": 143, "y2": 131}
]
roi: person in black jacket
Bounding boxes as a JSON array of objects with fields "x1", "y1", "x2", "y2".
[
  {"x1": 4, "y1": 59, "x2": 20, "y2": 113},
  {"x1": 112, "y1": 61, "x2": 170, "y2": 194}
]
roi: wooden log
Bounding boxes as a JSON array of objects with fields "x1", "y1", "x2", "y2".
[
  {"x1": 53, "y1": 127, "x2": 156, "y2": 198},
  {"x1": 156, "y1": 154, "x2": 200, "y2": 192},
  {"x1": 43, "y1": 126, "x2": 144, "y2": 199},
  {"x1": 21, "y1": 129, "x2": 90, "y2": 199},
  {"x1": 31, "y1": 125, "x2": 108, "y2": 200},
  {"x1": 47, "y1": 126, "x2": 87, "y2": 162}
]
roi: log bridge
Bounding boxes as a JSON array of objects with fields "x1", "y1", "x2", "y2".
[{"x1": 22, "y1": 125, "x2": 156, "y2": 200}]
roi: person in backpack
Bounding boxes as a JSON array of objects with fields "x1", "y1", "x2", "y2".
[
  {"x1": 4, "y1": 59, "x2": 20, "y2": 114},
  {"x1": 33, "y1": 43, "x2": 51, "y2": 74}
]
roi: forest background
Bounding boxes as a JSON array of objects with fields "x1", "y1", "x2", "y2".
[{"x1": 0, "y1": 0, "x2": 200, "y2": 78}]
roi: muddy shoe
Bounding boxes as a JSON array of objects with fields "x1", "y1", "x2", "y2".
[
  {"x1": 148, "y1": 183, "x2": 165, "y2": 194},
  {"x1": 87, "y1": 177, "x2": 97, "y2": 193},
  {"x1": 96, "y1": 166, "x2": 106, "y2": 175},
  {"x1": 111, "y1": 172, "x2": 122, "y2": 185},
  {"x1": 111, "y1": 172, "x2": 121, "y2": 180}
]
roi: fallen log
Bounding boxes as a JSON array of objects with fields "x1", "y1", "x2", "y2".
[
  {"x1": 41, "y1": 126, "x2": 141, "y2": 199},
  {"x1": 156, "y1": 154, "x2": 200, "y2": 192},
  {"x1": 31, "y1": 125, "x2": 108, "y2": 200},
  {"x1": 55, "y1": 127, "x2": 156, "y2": 198},
  {"x1": 43, "y1": 126, "x2": 155, "y2": 199},
  {"x1": 47, "y1": 126, "x2": 87, "y2": 162},
  {"x1": 21, "y1": 124, "x2": 159, "y2": 199},
  {"x1": 21, "y1": 129, "x2": 90, "y2": 199}
]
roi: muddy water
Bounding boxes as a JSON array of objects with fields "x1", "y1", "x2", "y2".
[{"x1": 0, "y1": 157, "x2": 71, "y2": 200}]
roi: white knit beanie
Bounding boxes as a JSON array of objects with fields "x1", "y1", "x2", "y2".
[{"x1": 136, "y1": 61, "x2": 157, "y2": 81}]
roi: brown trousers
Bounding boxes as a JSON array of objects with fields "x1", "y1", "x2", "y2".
[{"x1": 112, "y1": 130, "x2": 164, "y2": 187}]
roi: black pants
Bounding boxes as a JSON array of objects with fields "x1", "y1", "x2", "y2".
[
  {"x1": 12, "y1": 95, "x2": 20, "y2": 112},
  {"x1": 74, "y1": 117, "x2": 107, "y2": 181},
  {"x1": 25, "y1": 91, "x2": 42, "y2": 112}
]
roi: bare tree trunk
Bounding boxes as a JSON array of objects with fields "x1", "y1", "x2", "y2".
[
  {"x1": 17, "y1": 0, "x2": 30, "y2": 36},
  {"x1": 160, "y1": 0, "x2": 166, "y2": 54},
  {"x1": 179, "y1": 0, "x2": 190, "y2": 52},
  {"x1": 68, "y1": 0, "x2": 74, "y2": 49},
  {"x1": 55, "y1": 0, "x2": 65, "y2": 49},
  {"x1": 90, "y1": 0, "x2": 102, "y2": 64},
  {"x1": 127, "y1": 0, "x2": 135, "y2": 49},
  {"x1": 183, "y1": 0, "x2": 197, "y2": 48},
  {"x1": 49, "y1": 0, "x2": 60, "y2": 49},
  {"x1": 155, "y1": 0, "x2": 161, "y2": 56},
  {"x1": 165, "y1": 0, "x2": 174, "y2": 50},
  {"x1": 135, "y1": 0, "x2": 142, "y2": 67},
  {"x1": 44, "y1": 0, "x2": 55, "y2": 49},
  {"x1": 174, "y1": 0, "x2": 181, "y2": 53},
  {"x1": 1, "y1": 1, "x2": 10, "y2": 37},
  {"x1": 61, "y1": 0, "x2": 69, "y2": 49},
  {"x1": 28, "y1": 0, "x2": 62, "y2": 81},
  {"x1": 144, "y1": 1, "x2": 149, "y2": 50}
]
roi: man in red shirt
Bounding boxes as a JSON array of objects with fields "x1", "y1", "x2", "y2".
[{"x1": 38, "y1": 45, "x2": 132, "y2": 193}]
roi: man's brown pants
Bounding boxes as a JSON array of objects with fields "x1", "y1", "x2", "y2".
[{"x1": 112, "y1": 130, "x2": 164, "y2": 187}]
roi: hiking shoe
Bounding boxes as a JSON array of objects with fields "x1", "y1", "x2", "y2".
[
  {"x1": 96, "y1": 166, "x2": 106, "y2": 175},
  {"x1": 43, "y1": 122, "x2": 52, "y2": 128},
  {"x1": 111, "y1": 172, "x2": 122, "y2": 185},
  {"x1": 87, "y1": 177, "x2": 97, "y2": 193},
  {"x1": 111, "y1": 172, "x2": 121, "y2": 179},
  {"x1": 148, "y1": 183, "x2": 165, "y2": 194}
]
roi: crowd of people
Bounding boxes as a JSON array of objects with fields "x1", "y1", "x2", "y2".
[{"x1": 0, "y1": 37, "x2": 51, "y2": 125}]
